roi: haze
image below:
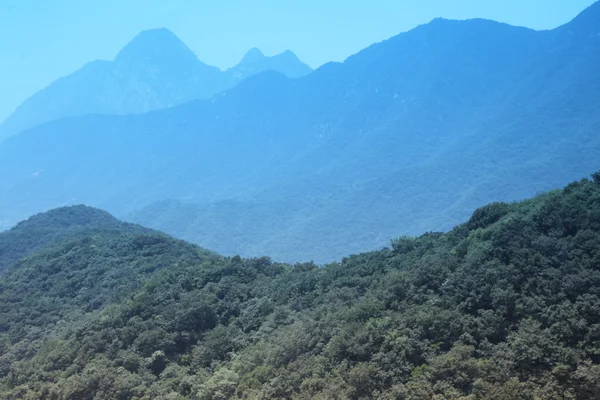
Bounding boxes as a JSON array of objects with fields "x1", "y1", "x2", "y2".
[
  {"x1": 2, "y1": 0, "x2": 600, "y2": 397},
  {"x1": 0, "y1": 0, "x2": 595, "y2": 123}
]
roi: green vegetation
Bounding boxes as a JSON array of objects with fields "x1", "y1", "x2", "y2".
[
  {"x1": 0, "y1": 205, "x2": 153, "y2": 272},
  {"x1": 2, "y1": 174, "x2": 600, "y2": 399}
]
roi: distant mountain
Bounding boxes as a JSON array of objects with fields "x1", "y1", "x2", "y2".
[
  {"x1": 3, "y1": 175, "x2": 600, "y2": 398},
  {"x1": 227, "y1": 47, "x2": 313, "y2": 80},
  {"x1": 0, "y1": 3, "x2": 599, "y2": 262},
  {"x1": 0, "y1": 28, "x2": 312, "y2": 141}
]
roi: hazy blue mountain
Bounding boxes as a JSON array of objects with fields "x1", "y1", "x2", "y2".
[
  {"x1": 0, "y1": 29, "x2": 312, "y2": 141},
  {"x1": 0, "y1": 28, "x2": 222, "y2": 140},
  {"x1": 226, "y1": 47, "x2": 312, "y2": 80},
  {"x1": 0, "y1": 2, "x2": 599, "y2": 262}
]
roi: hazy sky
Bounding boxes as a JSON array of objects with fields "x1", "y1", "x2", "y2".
[{"x1": 0, "y1": 0, "x2": 596, "y2": 123}]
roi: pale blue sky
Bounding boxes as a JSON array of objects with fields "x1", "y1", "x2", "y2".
[{"x1": 0, "y1": 0, "x2": 596, "y2": 123}]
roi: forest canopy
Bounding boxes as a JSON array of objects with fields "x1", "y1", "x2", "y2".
[{"x1": 0, "y1": 173, "x2": 600, "y2": 399}]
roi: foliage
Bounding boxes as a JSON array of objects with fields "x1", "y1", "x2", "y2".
[
  {"x1": 0, "y1": 205, "x2": 150, "y2": 272},
  {"x1": 2, "y1": 173, "x2": 600, "y2": 398}
]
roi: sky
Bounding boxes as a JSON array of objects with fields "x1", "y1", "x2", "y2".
[{"x1": 0, "y1": 0, "x2": 596, "y2": 123}]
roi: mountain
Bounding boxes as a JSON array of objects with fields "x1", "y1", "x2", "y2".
[
  {"x1": 2, "y1": 174, "x2": 600, "y2": 398},
  {"x1": 0, "y1": 205, "x2": 149, "y2": 272},
  {"x1": 0, "y1": 4, "x2": 599, "y2": 263},
  {"x1": 226, "y1": 47, "x2": 313, "y2": 80},
  {"x1": 0, "y1": 29, "x2": 313, "y2": 141}
]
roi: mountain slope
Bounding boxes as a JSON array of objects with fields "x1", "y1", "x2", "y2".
[
  {"x1": 2, "y1": 174, "x2": 600, "y2": 398},
  {"x1": 0, "y1": 206, "x2": 219, "y2": 393},
  {"x1": 0, "y1": 4, "x2": 599, "y2": 263},
  {"x1": 0, "y1": 29, "x2": 313, "y2": 141}
]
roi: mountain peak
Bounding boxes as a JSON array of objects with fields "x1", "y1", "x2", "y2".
[
  {"x1": 239, "y1": 48, "x2": 302, "y2": 65},
  {"x1": 115, "y1": 27, "x2": 198, "y2": 65},
  {"x1": 276, "y1": 49, "x2": 301, "y2": 61},
  {"x1": 134, "y1": 27, "x2": 176, "y2": 39},
  {"x1": 230, "y1": 48, "x2": 312, "y2": 79},
  {"x1": 12, "y1": 205, "x2": 118, "y2": 231},
  {"x1": 240, "y1": 47, "x2": 267, "y2": 65}
]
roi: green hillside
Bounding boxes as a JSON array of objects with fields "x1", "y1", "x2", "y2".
[
  {"x1": 1, "y1": 173, "x2": 600, "y2": 399},
  {"x1": 0, "y1": 205, "x2": 153, "y2": 272}
]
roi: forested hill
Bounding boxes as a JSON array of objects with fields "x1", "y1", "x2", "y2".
[
  {"x1": 0, "y1": 205, "x2": 152, "y2": 272},
  {"x1": 1, "y1": 172, "x2": 600, "y2": 399}
]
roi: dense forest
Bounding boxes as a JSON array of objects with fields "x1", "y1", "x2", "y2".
[{"x1": 0, "y1": 173, "x2": 598, "y2": 399}]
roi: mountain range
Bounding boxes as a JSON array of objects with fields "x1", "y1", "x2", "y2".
[
  {"x1": 1, "y1": 174, "x2": 600, "y2": 398},
  {"x1": 0, "y1": 28, "x2": 312, "y2": 141},
  {"x1": 0, "y1": 2, "x2": 599, "y2": 263}
]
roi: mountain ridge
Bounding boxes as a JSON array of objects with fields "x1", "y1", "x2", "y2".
[
  {"x1": 0, "y1": 28, "x2": 313, "y2": 141},
  {"x1": 2, "y1": 174, "x2": 600, "y2": 397},
  {"x1": 0, "y1": 4, "x2": 599, "y2": 262},
  {"x1": 227, "y1": 47, "x2": 313, "y2": 80},
  {"x1": 563, "y1": 0, "x2": 600, "y2": 35}
]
